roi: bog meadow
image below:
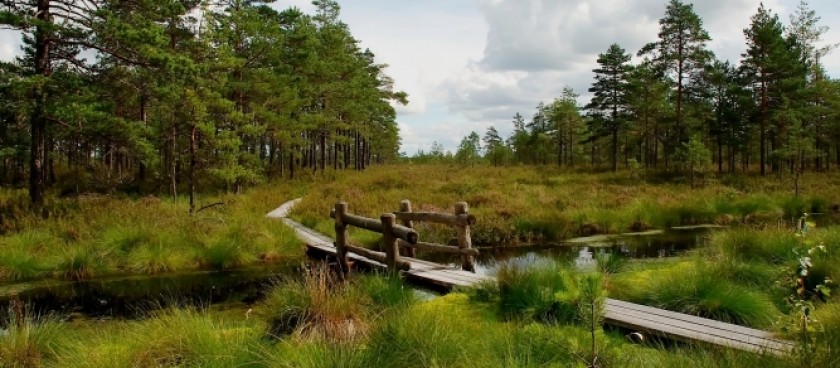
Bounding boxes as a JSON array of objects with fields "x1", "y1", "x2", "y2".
[{"x1": 2, "y1": 0, "x2": 840, "y2": 367}]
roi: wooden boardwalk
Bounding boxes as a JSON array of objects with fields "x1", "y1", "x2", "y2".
[{"x1": 270, "y1": 199, "x2": 794, "y2": 356}]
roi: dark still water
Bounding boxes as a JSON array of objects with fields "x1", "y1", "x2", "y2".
[
  {"x1": 0, "y1": 265, "x2": 301, "y2": 319},
  {"x1": 0, "y1": 229, "x2": 711, "y2": 319},
  {"x1": 423, "y1": 228, "x2": 711, "y2": 276}
]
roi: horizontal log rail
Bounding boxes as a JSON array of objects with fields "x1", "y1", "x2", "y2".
[
  {"x1": 330, "y1": 210, "x2": 419, "y2": 244},
  {"x1": 331, "y1": 200, "x2": 476, "y2": 275},
  {"x1": 392, "y1": 212, "x2": 476, "y2": 226},
  {"x1": 345, "y1": 244, "x2": 411, "y2": 271},
  {"x1": 397, "y1": 239, "x2": 480, "y2": 256}
]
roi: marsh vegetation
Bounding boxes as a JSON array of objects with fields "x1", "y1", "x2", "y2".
[{"x1": 1, "y1": 165, "x2": 839, "y2": 367}]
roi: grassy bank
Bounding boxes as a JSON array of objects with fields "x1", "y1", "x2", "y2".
[
  {"x1": 1, "y1": 267, "x2": 811, "y2": 368},
  {"x1": 0, "y1": 184, "x2": 305, "y2": 282},
  {"x1": 290, "y1": 165, "x2": 840, "y2": 246}
]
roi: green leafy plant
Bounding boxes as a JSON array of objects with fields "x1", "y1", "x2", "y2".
[{"x1": 780, "y1": 215, "x2": 833, "y2": 366}]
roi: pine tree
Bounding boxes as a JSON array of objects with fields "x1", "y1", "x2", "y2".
[
  {"x1": 455, "y1": 131, "x2": 481, "y2": 166},
  {"x1": 483, "y1": 126, "x2": 505, "y2": 166},
  {"x1": 586, "y1": 43, "x2": 631, "y2": 172},
  {"x1": 639, "y1": 0, "x2": 712, "y2": 147},
  {"x1": 627, "y1": 60, "x2": 672, "y2": 168},
  {"x1": 743, "y1": 4, "x2": 807, "y2": 175},
  {"x1": 548, "y1": 87, "x2": 584, "y2": 167},
  {"x1": 788, "y1": 0, "x2": 837, "y2": 170}
]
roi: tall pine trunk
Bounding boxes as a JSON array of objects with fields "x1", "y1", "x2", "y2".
[{"x1": 29, "y1": 0, "x2": 50, "y2": 207}]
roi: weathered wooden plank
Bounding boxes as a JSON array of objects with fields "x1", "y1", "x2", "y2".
[
  {"x1": 266, "y1": 198, "x2": 302, "y2": 219},
  {"x1": 605, "y1": 304, "x2": 790, "y2": 351},
  {"x1": 604, "y1": 309, "x2": 763, "y2": 353},
  {"x1": 306, "y1": 239, "x2": 487, "y2": 286},
  {"x1": 397, "y1": 239, "x2": 480, "y2": 256},
  {"x1": 307, "y1": 241, "x2": 387, "y2": 268},
  {"x1": 604, "y1": 307, "x2": 791, "y2": 355},
  {"x1": 605, "y1": 299, "x2": 786, "y2": 342},
  {"x1": 403, "y1": 270, "x2": 477, "y2": 287},
  {"x1": 345, "y1": 244, "x2": 411, "y2": 271},
  {"x1": 405, "y1": 267, "x2": 487, "y2": 285}
]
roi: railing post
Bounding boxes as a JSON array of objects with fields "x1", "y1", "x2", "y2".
[
  {"x1": 334, "y1": 202, "x2": 350, "y2": 275},
  {"x1": 455, "y1": 202, "x2": 475, "y2": 272},
  {"x1": 381, "y1": 213, "x2": 400, "y2": 274},
  {"x1": 399, "y1": 199, "x2": 416, "y2": 258}
]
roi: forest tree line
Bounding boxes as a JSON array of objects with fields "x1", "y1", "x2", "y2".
[
  {"x1": 434, "y1": 0, "x2": 840, "y2": 178},
  {"x1": 0, "y1": 0, "x2": 406, "y2": 209}
]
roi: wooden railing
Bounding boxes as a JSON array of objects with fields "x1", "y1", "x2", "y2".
[{"x1": 330, "y1": 200, "x2": 477, "y2": 275}]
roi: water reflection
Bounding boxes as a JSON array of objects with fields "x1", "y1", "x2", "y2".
[
  {"x1": 427, "y1": 228, "x2": 710, "y2": 276},
  {"x1": 0, "y1": 265, "x2": 300, "y2": 319},
  {"x1": 574, "y1": 247, "x2": 596, "y2": 270}
]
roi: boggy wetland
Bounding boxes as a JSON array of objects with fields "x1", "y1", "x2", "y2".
[
  {"x1": 2, "y1": 165, "x2": 840, "y2": 367},
  {"x1": 3, "y1": 0, "x2": 840, "y2": 366}
]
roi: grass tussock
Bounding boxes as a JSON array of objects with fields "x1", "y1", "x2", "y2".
[
  {"x1": 260, "y1": 266, "x2": 416, "y2": 343},
  {"x1": 54, "y1": 308, "x2": 260, "y2": 368},
  {"x1": 0, "y1": 308, "x2": 66, "y2": 367},
  {"x1": 468, "y1": 259, "x2": 607, "y2": 328},
  {"x1": 711, "y1": 228, "x2": 799, "y2": 264},
  {"x1": 609, "y1": 261, "x2": 779, "y2": 328}
]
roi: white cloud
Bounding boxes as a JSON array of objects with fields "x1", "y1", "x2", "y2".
[
  {"x1": 438, "y1": 0, "x2": 831, "y2": 138},
  {"x1": 0, "y1": 30, "x2": 22, "y2": 62}
]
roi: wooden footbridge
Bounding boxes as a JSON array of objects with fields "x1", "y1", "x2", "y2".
[{"x1": 269, "y1": 199, "x2": 794, "y2": 356}]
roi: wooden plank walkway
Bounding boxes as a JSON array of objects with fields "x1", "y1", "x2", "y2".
[{"x1": 270, "y1": 199, "x2": 794, "y2": 356}]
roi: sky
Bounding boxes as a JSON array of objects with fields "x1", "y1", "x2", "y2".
[{"x1": 1, "y1": 0, "x2": 838, "y2": 155}]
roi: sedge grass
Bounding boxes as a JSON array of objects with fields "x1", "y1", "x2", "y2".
[
  {"x1": 492, "y1": 260, "x2": 584, "y2": 324},
  {"x1": 609, "y1": 261, "x2": 779, "y2": 328},
  {"x1": 53, "y1": 308, "x2": 261, "y2": 368},
  {"x1": 0, "y1": 310, "x2": 66, "y2": 367},
  {"x1": 261, "y1": 266, "x2": 372, "y2": 342},
  {"x1": 711, "y1": 228, "x2": 799, "y2": 264}
]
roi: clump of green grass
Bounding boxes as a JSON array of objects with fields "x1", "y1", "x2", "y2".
[
  {"x1": 712, "y1": 228, "x2": 799, "y2": 264},
  {"x1": 356, "y1": 274, "x2": 417, "y2": 309},
  {"x1": 261, "y1": 267, "x2": 371, "y2": 342},
  {"x1": 55, "y1": 308, "x2": 260, "y2": 368},
  {"x1": 610, "y1": 261, "x2": 779, "y2": 328},
  {"x1": 98, "y1": 225, "x2": 153, "y2": 255},
  {"x1": 53, "y1": 246, "x2": 108, "y2": 281},
  {"x1": 130, "y1": 308, "x2": 256, "y2": 367},
  {"x1": 196, "y1": 231, "x2": 253, "y2": 271},
  {"x1": 812, "y1": 303, "x2": 840, "y2": 366},
  {"x1": 0, "y1": 308, "x2": 66, "y2": 367},
  {"x1": 708, "y1": 258, "x2": 781, "y2": 290},
  {"x1": 0, "y1": 249, "x2": 47, "y2": 281},
  {"x1": 260, "y1": 340, "x2": 366, "y2": 368},
  {"x1": 488, "y1": 260, "x2": 588, "y2": 324},
  {"x1": 0, "y1": 183, "x2": 303, "y2": 282},
  {"x1": 128, "y1": 241, "x2": 194, "y2": 274},
  {"x1": 362, "y1": 293, "x2": 500, "y2": 367}
]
